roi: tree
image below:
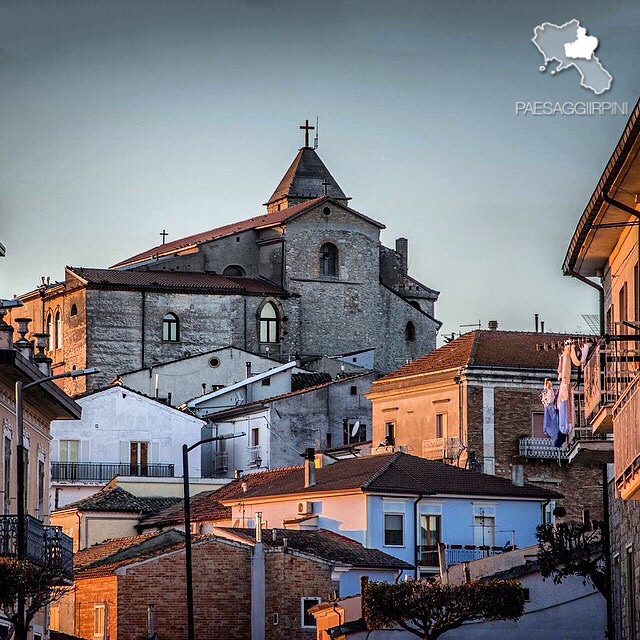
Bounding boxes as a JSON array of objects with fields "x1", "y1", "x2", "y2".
[
  {"x1": 362, "y1": 578, "x2": 525, "y2": 640},
  {"x1": 0, "y1": 558, "x2": 71, "y2": 640},
  {"x1": 536, "y1": 521, "x2": 607, "y2": 597}
]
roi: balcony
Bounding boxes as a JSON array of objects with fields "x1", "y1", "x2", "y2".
[
  {"x1": 583, "y1": 339, "x2": 640, "y2": 434},
  {"x1": 519, "y1": 428, "x2": 613, "y2": 464},
  {"x1": 247, "y1": 445, "x2": 262, "y2": 467},
  {"x1": 422, "y1": 437, "x2": 464, "y2": 462},
  {"x1": 612, "y1": 374, "x2": 640, "y2": 500},
  {"x1": 51, "y1": 462, "x2": 175, "y2": 482},
  {"x1": 0, "y1": 515, "x2": 73, "y2": 580},
  {"x1": 213, "y1": 451, "x2": 229, "y2": 474},
  {"x1": 417, "y1": 544, "x2": 507, "y2": 570}
]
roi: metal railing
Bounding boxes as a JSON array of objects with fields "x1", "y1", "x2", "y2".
[
  {"x1": 422, "y1": 437, "x2": 463, "y2": 462},
  {"x1": 584, "y1": 338, "x2": 640, "y2": 423},
  {"x1": 213, "y1": 451, "x2": 229, "y2": 474},
  {"x1": 247, "y1": 445, "x2": 262, "y2": 465},
  {"x1": 519, "y1": 428, "x2": 612, "y2": 461},
  {"x1": 417, "y1": 544, "x2": 508, "y2": 568},
  {"x1": 0, "y1": 515, "x2": 73, "y2": 579},
  {"x1": 52, "y1": 462, "x2": 175, "y2": 482},
  {"x1": 612, "y1": 373, "x2": 640, "y2": 495}
]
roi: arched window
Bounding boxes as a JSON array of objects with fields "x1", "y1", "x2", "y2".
[
  {"x1": 70, "y1": 304, "x2": 78, "y2": 317},
  {"x1": 55, "y1": 310, "x2": 62, "y2": 349},
  {"x1": 46, "y1": 312, "x2": 53, "y2": 350},
  {"x1": 320, "y1": 243, "x2": 338, "y2": 277},
  {"x1": 405, "y1": 321, "x2": 416, "y2": 342},
  {"x1": 162, "y1": 313, "x2": 179, "y2": 342},
  {"x1": 222, "y1": 265, "x2": 246, "y2": 277},
  {"x1": 409, "y1": 300, "x2": 421, "y2": 311},
  {"x1": 259, "y1": 303, "x2": 279, "y2": 344}
]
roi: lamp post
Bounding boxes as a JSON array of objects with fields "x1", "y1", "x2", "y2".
[
  {"x1": 14, "y1": 366, "x2": 98, "y2": 640},
  {"x1": 182, "y1": 432, "x2": 244, "y2": 640}
]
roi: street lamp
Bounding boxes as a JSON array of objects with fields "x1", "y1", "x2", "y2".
[
  {"x1": 182, "y1": 432, "x2": 244, "y2": 640},
  {"x1": 14, "y1": 366, "x2": 98, "y2": 640}
]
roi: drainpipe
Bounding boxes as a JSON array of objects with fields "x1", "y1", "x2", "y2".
[{"x1": 413, "y1": 494, "x2": 423, "y2": 580}]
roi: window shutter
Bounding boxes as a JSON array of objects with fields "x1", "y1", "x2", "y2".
[
  {"x1": 120, "y1": 442, "x2": 129, "y2": 463},
  {"x1": 81, "y1": 441, "x2": 91, "y2": 462},
  {"x1": 151, "y1": 442, "x2": 160, "y2": 464}
]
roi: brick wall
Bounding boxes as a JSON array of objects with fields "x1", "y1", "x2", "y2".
[
  {"x1": 265, "y1": 550, "x2": 337, "y2": 640},
  {"x1": 74, "y1": 575, "x2": 118, "y2": 640}
]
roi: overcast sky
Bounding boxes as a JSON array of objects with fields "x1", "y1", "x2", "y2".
[{"x1": 1, "y1": 0, "x2": 639, "y2": 342}]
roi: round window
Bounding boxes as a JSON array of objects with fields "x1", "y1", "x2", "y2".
[
  {"x1": 209, "y1": 357, "x2": 221, "y2": 368},
  {"x1": 323, "y1": 207, "x2": 331, "y2": 216}
]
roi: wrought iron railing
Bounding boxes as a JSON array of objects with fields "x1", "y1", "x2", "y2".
[
  {"x1": 247, "y1": 446, "x2": 262, "y2": 466},
  {"x1": 519, "y1": 428, "x2": 612, "y2": 461},
  {"x1": 417, "y1": 544, "x2": 508, "y2": 568},
  {"x1": 421, "y1": 437, "x2": 463, "y2": 462},
  {"x1": 52, "y1": 462, "x2": 175, "y2": 482},
  {"x1": 213, "y1": 451, "x2": 229, "y2": 474},
  {"x1": 0, "y1": 515, "x2": 73, "y2": 579}
]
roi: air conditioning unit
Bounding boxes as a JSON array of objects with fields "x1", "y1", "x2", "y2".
[{"x1": 297, "y1": 501, "x2": 313, "y2": 515}]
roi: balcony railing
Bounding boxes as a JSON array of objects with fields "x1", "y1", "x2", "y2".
[
  {"x1": 247, "y1": 445, "x2": 262, "y2": 466},
  {"x1": 613, "y1": 373, "x2": 640, "y2": 499},
  {"x1": 52, "y1": 462, "x2": 175, "y2": 482},
  {"x1": 422, "y1": 437, "x2": 463, "y2": 462},
  {"x1": 0, "y1": 515, "x2": 73, "y2": 579},
  {"x1": 583, "y1": 338, "x2": 640, "y2": 428},
  {"x1": 213, "y1": 451, "x2": 229, "y2": 474},
  {"x1": 519, "y1": 428, "x2": 612, "y2": 462},
  {"x1": 417, "y1": 544, "x2": 508, "y2": 568}
]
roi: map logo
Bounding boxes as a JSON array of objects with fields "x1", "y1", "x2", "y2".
[{"x1": 532, "y1": 20, "x2": 612, "y2": 94}]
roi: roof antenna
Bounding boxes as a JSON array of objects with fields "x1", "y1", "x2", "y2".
[{"x1": 313, "y1": 117, "x2": 319, "y2": 150}]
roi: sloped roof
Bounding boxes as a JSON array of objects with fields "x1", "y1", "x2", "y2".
[
  {"x1": 110, "y1": 198, "x2": 325, "y2": 269},
  {"x1": 68, "y1": 267, "x2": 286, "y2": 296},
  {"x1": 291, "y1": 371, "x2": 333, "y2": 391},
  {"x1": 377, "y1": 330, "x2": 578, "y2": 382},
  {"x1": 210, "y1": 452, "x2": 561, "y2": 501},
  {"x1": 138, "y1": 489, "x2": 231, "y2": 529},
  {"x1": 266, "y1": 147, "x2": 347, "y2": 205},
  {"x1": 57, "y1": 486, "x2": 181, "y2": 514},
  {"x1": 217, "y1": 528, "x2": 413, "y2": 570}
]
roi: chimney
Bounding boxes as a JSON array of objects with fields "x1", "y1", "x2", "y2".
[
  {"x1": 395, "y1": 238, "x2": 408, "y2": 276},
  {"x1": 0, "y1": 310, "x2": 14, "y2": 350},
  {"x1": 488, "y1": 320, "x2": 498, "y2": 331},
  {"x1": 541, "y1": 321, "x2": 545, "y2": 333},
  {"x1": 534, "y1": 314, "x2": 539, "y2": 333},
  {"x1": 255, "y1": 511, "x2": 263, "y2": 543},
  {"x1": 246, "y1": 361, "x2": 252, "y2": 378},
  {"x1": 303, "y1": 447, "x2": 316, "y2": 488}
]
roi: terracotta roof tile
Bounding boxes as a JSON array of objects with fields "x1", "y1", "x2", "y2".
[
  {"x1": 378, "y1": 330, "x2": 581, "y2": 381},
  {"x1": 58, "y1": 486, "x2": 181, "y2": 514},
  {"x1": 110, "y1": 198, "x2": 327, "y2": 268},
  {"x1": 218, "y1": 528, "x2": 413, "y2": 570},
  {"x1": 68, "y1": 267, "x2": 286, "y2": 296},
  {"x1": 291, "y1": 372, "x2": 332, "y2": 391},
  {"x1": 138, "y1": 489, "x2": 232, "y2": 529}
]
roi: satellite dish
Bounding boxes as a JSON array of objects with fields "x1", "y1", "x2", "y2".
[{"x1": 351, "y1": 421, "x2": 361, "y2": 437}]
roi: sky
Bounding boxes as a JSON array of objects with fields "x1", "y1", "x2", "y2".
[{"x1": 1, "y1": 0, "x2": 639, "y2": 343}]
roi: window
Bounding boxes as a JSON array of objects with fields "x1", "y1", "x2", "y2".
[
  {"x1": 350, "y1": 385, "x2": 358, "y2": 396},
  {"x1": 22, "y1": 448, "x2": 28, "y2": 514},
  {"x1": 405, "y1": 321, "x2": 416, "y2": 342},
  {"x1": 222, "y1": 265, "x2": 246, "y2": 277},
  {"x1": 301, "y1": 597, "x2": 321, "y2": 628},
  {"x1": 620, "y1": 284, "x2": 629, "y2": 336},
  {"x1": 532, "y1": 412, "x2": 545, "y2": 438},
  {"x1": 627, "y1": 547, "x2": 637, "y2": 640},
  {"x1": 319, "y1": 243, "x2": 338, "y2": 277},
  {"x1": 343, "y1": 419, "x2": 366, "y2": 445},
  {"x1": 37, "y1": 460, "x2": 45, "y2": 519},
  {"x1": 261, "y1": 377, "x2": 271, "y2": 387},
  {"x1": 49, "y1": 606, "x2": 60, "y2": 631},
  {"x1": 522, "y1": 588, "x2": 531, "y2": 602},
  {"x1": 473, "y1": 509, "x2": 495, "y2": 546},
  {"x1": 60, "y1": 439, "x2": 80, "y2": 464},
  {"x1": 130, "y1": 441, "x2": 149, "y2": 476},
  {"x1": 70, "y1": 304, "x2": 78, "y2": 317},
  {"x1": 46, "y1": 313, "x2": 53, "y2": 349},
  {"x1": 54, "y1": 310, "x2": 62, "y2": 348},
  {"x1": 3, "y1": 436, "x2": 11, "y2": 515},
  {"x1": 93, "y1": 604, "x2": 106, "y2": 639},
  {"x1": 251, "y1": 428, "x2": 260, "y2": 448},
  {"x1": 384, "y1": 422, "x2": 396, "y2": 446},
  {"x1": 420, "y1": 514, "x2": 441, "y2": 548},
  {"x1": 162, "y1": 313, "x2": 179, "y2": 342},
  {"x1": 259, "y1": 303, "x2": 279, "y2": 343},
  {"x1": 409, "y1": 300, "x2": 421, "y2": 310},
  {"x1": 384, "y1": 513, "x2": 404, "y2": 546},
  {"x1": 435, "y1": 413, "x2": 447, "y2": 439}
]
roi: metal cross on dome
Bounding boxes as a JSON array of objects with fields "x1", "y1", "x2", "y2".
[{"x1": 299, "y1": 119, "x2": 315, "y2": 148}]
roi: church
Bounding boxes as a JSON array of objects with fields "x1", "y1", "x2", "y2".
[{"x1": 14, "y1": 123, "x2": 440, "y2": 393}]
